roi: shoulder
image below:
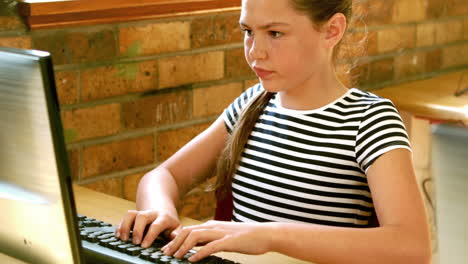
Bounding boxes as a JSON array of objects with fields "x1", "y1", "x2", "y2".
[
  {"x1": 222, "y1": 83, "x2": 264, "y2": 132},
  {"x1": 345, "y1": 88, "x2": 400, "y2": 119},
  {"x1": 347, "y1": 88, "x2": 393, "y2": 106},
  {"x1": 242, "y1": 83, "x2": 264, "y2": 102}
]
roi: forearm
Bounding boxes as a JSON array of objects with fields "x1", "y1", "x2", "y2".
[
  {"x1": 266, "y1": 223, "x2": 431, "y2": 264},
  {"x1": 136, "y1": 167, "x2": 181, "y2": 218}
]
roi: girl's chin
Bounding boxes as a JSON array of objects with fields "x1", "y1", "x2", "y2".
[{"x1": 259, "y1": 79, "x2": 283, "y2": 93}]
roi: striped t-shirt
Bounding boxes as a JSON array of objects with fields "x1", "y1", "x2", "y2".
[{"x1": 222, "y1": 84, "x2": 411, "y2": 227}]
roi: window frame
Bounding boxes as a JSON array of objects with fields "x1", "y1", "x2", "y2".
[{"x1": 17, "y1": 0, "x2": 241, "y2": 30}]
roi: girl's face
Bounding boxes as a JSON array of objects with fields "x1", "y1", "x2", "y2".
[{"x1": 240, "y1": 0, "x2": 330, "y2": 93}]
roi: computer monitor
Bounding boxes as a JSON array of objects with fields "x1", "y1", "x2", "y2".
[
  {"x1": 431, "y1": 123, "x2": 468, "y2": 263},
  {"x1": 0, "y1": 47, "x2": 83, "y2": 263}
]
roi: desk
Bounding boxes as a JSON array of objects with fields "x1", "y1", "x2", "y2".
[
  {"x1": 73, "y1": 185, "x2": 310, "y2": 264},
  {"x1": 1, "y1": 185, "x2": 310, "y2": 264},
  {"x1": 374, "y1": 69, "x2": 468, "y2": 123}
]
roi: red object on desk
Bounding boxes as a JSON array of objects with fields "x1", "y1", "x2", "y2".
[{"x1": 214, "y1": 190, "x2": 234, "y2": 221}]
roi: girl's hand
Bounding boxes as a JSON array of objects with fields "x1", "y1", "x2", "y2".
[
  {"x1": 115, "y1": 209, "x2": 182, "y2": 248},
  {"x1": 161, "y1": 220, "x2": 273, "y2": 262}
]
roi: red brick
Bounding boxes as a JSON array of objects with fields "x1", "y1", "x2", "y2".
[
  {"x1": 395, "y1": 52, "x2": 426, "y2": 79},
  {"x1": 159, "y1": 52, "x2": 224, "y2": 88},
  {"x1": 442, "y1": 43, "x2": 468, "y2": 69},
  {"x1": 435, "y1": 20, "x2": 463, "y2": 45},
  {"x1": 349, "y1": 60, "x2": 370, "y2": 87},
  {"x1": 191, "y1": 13, "x2": 242, "y2": 48},
  {"x1": 55, "y1": 71, "x2": 78, "y2": 105},
  {"x1": 369, "y1": 58, "x2": 394, "y2": 84},
  {"x1": 0, "y1": 16, "x2": 24, "y2": 32},
  {"x1": 120, "y1": 21, "x2": 190, "y2": 56},
  {"x1": 68, "y1": 149, "x2": 80, "y2": 181},
  {"x1": 427, "y1": 0, "x2": 447, "y2": 18},
  {"x1": 0, "y1": 36, "x2": 31, "y2": 49},
  {"x1": 122, "y1": 90, "x2": 191, "y2": 130},
  {"x1": 82, "y1": 135, "x2": 155, "y2": 179},
  {"x1": 123, "y1": 172, "x2": 147, "y2": 202},
  {"x1": 464, "y1": 18, "x2": 468, "y2": 40},
  {"x1": 364, "y1": 0, "x2": 395, "y2": 26},
  {"x1": 180, "y1": 187, "x2": 216, "y2": 220},
  {"x1": 157, "y1": 122, "x2": 212, "y2": 161},
  {"x1": 377, "y1": 26, "x2": 416, "y2": 53},
  {"x1": 32, "y1": 32, "x2": 68, "y2": 65},
  {"x1": 193, "y1": 82, "x2": 243, "y2": 118},
  {"x1": 392, "y1": 0, "x2": 427, "y2": 23},
  {"x1": 81, "y1": 60, "x2": 158, "y2": 101},
  {"x1": 417, "y1": 23, "x2": 436, "y2": 47},
  {"x1": 33, "y1": 29, "x2": 117, "y2": 65},
  {"x1": 445, "y1": 0, "x2": 468, "y2": 16},
  {"x1": 65, "y1": 29, "x2": 117, "y2": 64},
  {"x1": 61, "y1": 104, "x2": 120, "y2": 143},
  {"x1": 82, "y1": 178, "x2": 122, "y2": 198},
  {"x1": 425, "y1": 49, "x2": 442, "y2": 72},
  {"x1": 225, "y1": 48, "x2": 253, "y2": 79}
]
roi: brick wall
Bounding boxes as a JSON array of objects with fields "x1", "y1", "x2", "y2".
[{"x1": 1, "y1": 0, "x2": 467, "y2": 220}]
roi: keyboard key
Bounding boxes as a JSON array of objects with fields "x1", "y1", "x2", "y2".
[
  {"x1": 77, "y1": 214, "x2": 87, "y2": 221},
  {"x1": 108, "y1": 240, "x2": 125, "y2": 249},
  {"x1": 117, "y1": 243, "x2": 134, "y2": 252},
  {"x1": 98, "y1": 237, "x2": 117, "y2": 246},
  {"x1": 125, "y1": 246, "x2": 143, "y2": 256},
  {"x1": 159, "y1": 256, "x2": 172, "y2": 263},
  {"x1": 97, "y1": 233, "x2": 115, "y2": 240},
  {"x1": 150, "y1": 253, "x2": 162, "y2": 262},
  {"x1": 141, "y1": 247, "x2": 158, "y2": 253},
  {"x1": 139, "y1": 251, "x2": 151, "y2": 260},
  {"x1": 78, "y1": 214, "x2": 240, "y2": 264}
]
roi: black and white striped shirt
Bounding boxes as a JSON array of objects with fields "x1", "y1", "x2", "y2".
[{"x1": 222, "y1": 84, "x2": 411, "y2": 227}]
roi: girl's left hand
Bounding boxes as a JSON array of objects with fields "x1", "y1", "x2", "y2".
[{"x1": 161, "y1": 220, "x2": 273, "y2": 262}]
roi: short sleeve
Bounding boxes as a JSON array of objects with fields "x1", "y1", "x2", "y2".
[
  {"x1": 355, "y1": 99, "x2": 411, "y2": 173},
  {"x1": 222, "y1": 83, "x2": 263, "y2": 134}
]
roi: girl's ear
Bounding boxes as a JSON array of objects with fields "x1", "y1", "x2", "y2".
[{"x1": 323, "y1": 13, "x2": 347, "y2": 49}]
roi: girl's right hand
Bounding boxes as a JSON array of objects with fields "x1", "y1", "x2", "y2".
[{"x1": 115, "y1": 209, "x2": 182, "y2": 248}]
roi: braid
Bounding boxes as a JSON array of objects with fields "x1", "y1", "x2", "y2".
[{"x1": 215, "y1": 90, "x2": 274, "y2": 199}]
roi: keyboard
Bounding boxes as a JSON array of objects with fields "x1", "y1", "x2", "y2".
[{"x1": 78, "y1": 214, "x2": 240, "y2": 264}]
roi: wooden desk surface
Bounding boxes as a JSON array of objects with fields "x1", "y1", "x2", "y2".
[
  {"x1": 374, "y1": 69, "x2": 468, "y2": 123},
  {"x1": 0, "y1": 186, "x2": 310, "y2": 263},
  {"x1": 73, "y1": 185, "x2": 310, "y2": 264}
]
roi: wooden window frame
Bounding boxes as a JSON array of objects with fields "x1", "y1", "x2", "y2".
[{"x1": 17, "y1": 0, "x2": 241, "y2": 30}]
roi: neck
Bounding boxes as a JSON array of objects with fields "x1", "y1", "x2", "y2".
[{"x1": 278, "y1": 67, "x2": 348, "y2": 111}]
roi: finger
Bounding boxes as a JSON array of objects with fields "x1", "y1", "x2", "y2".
[
  {"x1": 173, "y1": 229, "x2": 223, "y2": 259},
  {"x1": 162, "y1": 227, "x2": 193, "y2": 256},
  {"x1": 118, "y1": 210, "x2": 137, "y2": 241},
  {"x1": 132, "y1": 211, "x2": 155, "y2": 245},
  {"x1": 188, "y1": 238, "x2": 226, "y2": 262},
  {"x1": 141, "y1": 215, "x2": 176, "y2": 248},
  {"x1": 140, "y1": 220, "x2": 167, "y2": 248},
  {"x1": 115, "y1": 221, "x2": 122, "y2": 238},
  {"x1": 169, "y1": 225, "x2": 183, "y2": 240}
]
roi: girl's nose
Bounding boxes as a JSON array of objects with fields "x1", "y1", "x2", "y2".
[{"x1": 249, "y1": 38, "x2": 267, "y2": 60}]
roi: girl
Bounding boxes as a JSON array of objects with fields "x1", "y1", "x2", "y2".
[{"x1": 116, "y1": 0, "x2": 431, "y2": 263}]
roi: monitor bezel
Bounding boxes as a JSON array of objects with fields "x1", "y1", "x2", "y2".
[{"x1": 0, "y1": 46, "x2": 84, "y2": 263}]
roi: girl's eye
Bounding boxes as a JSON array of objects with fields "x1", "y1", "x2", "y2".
[
  {"x1": 269, "y1": 31, "x2": 283, "y2": 38},
  {"x1": 241, "y1": 28, "x2": 253, "y2": 37}
]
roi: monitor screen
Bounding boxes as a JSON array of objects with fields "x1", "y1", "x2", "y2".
[
  {"x1": 431, "y1": 123, "x2": 468, "y2": 264},
  {"x1": 0, "y1": 47, "x2": 82, "y2": 263}
]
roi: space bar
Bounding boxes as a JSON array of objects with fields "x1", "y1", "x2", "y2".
[{"x1": 82, "y1": 240, "x2": 153, "y2": 264}]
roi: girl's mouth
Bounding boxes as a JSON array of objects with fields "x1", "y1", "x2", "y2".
[{"x1": 253, "y1": 66, "x2": 274, "y2": 79}]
